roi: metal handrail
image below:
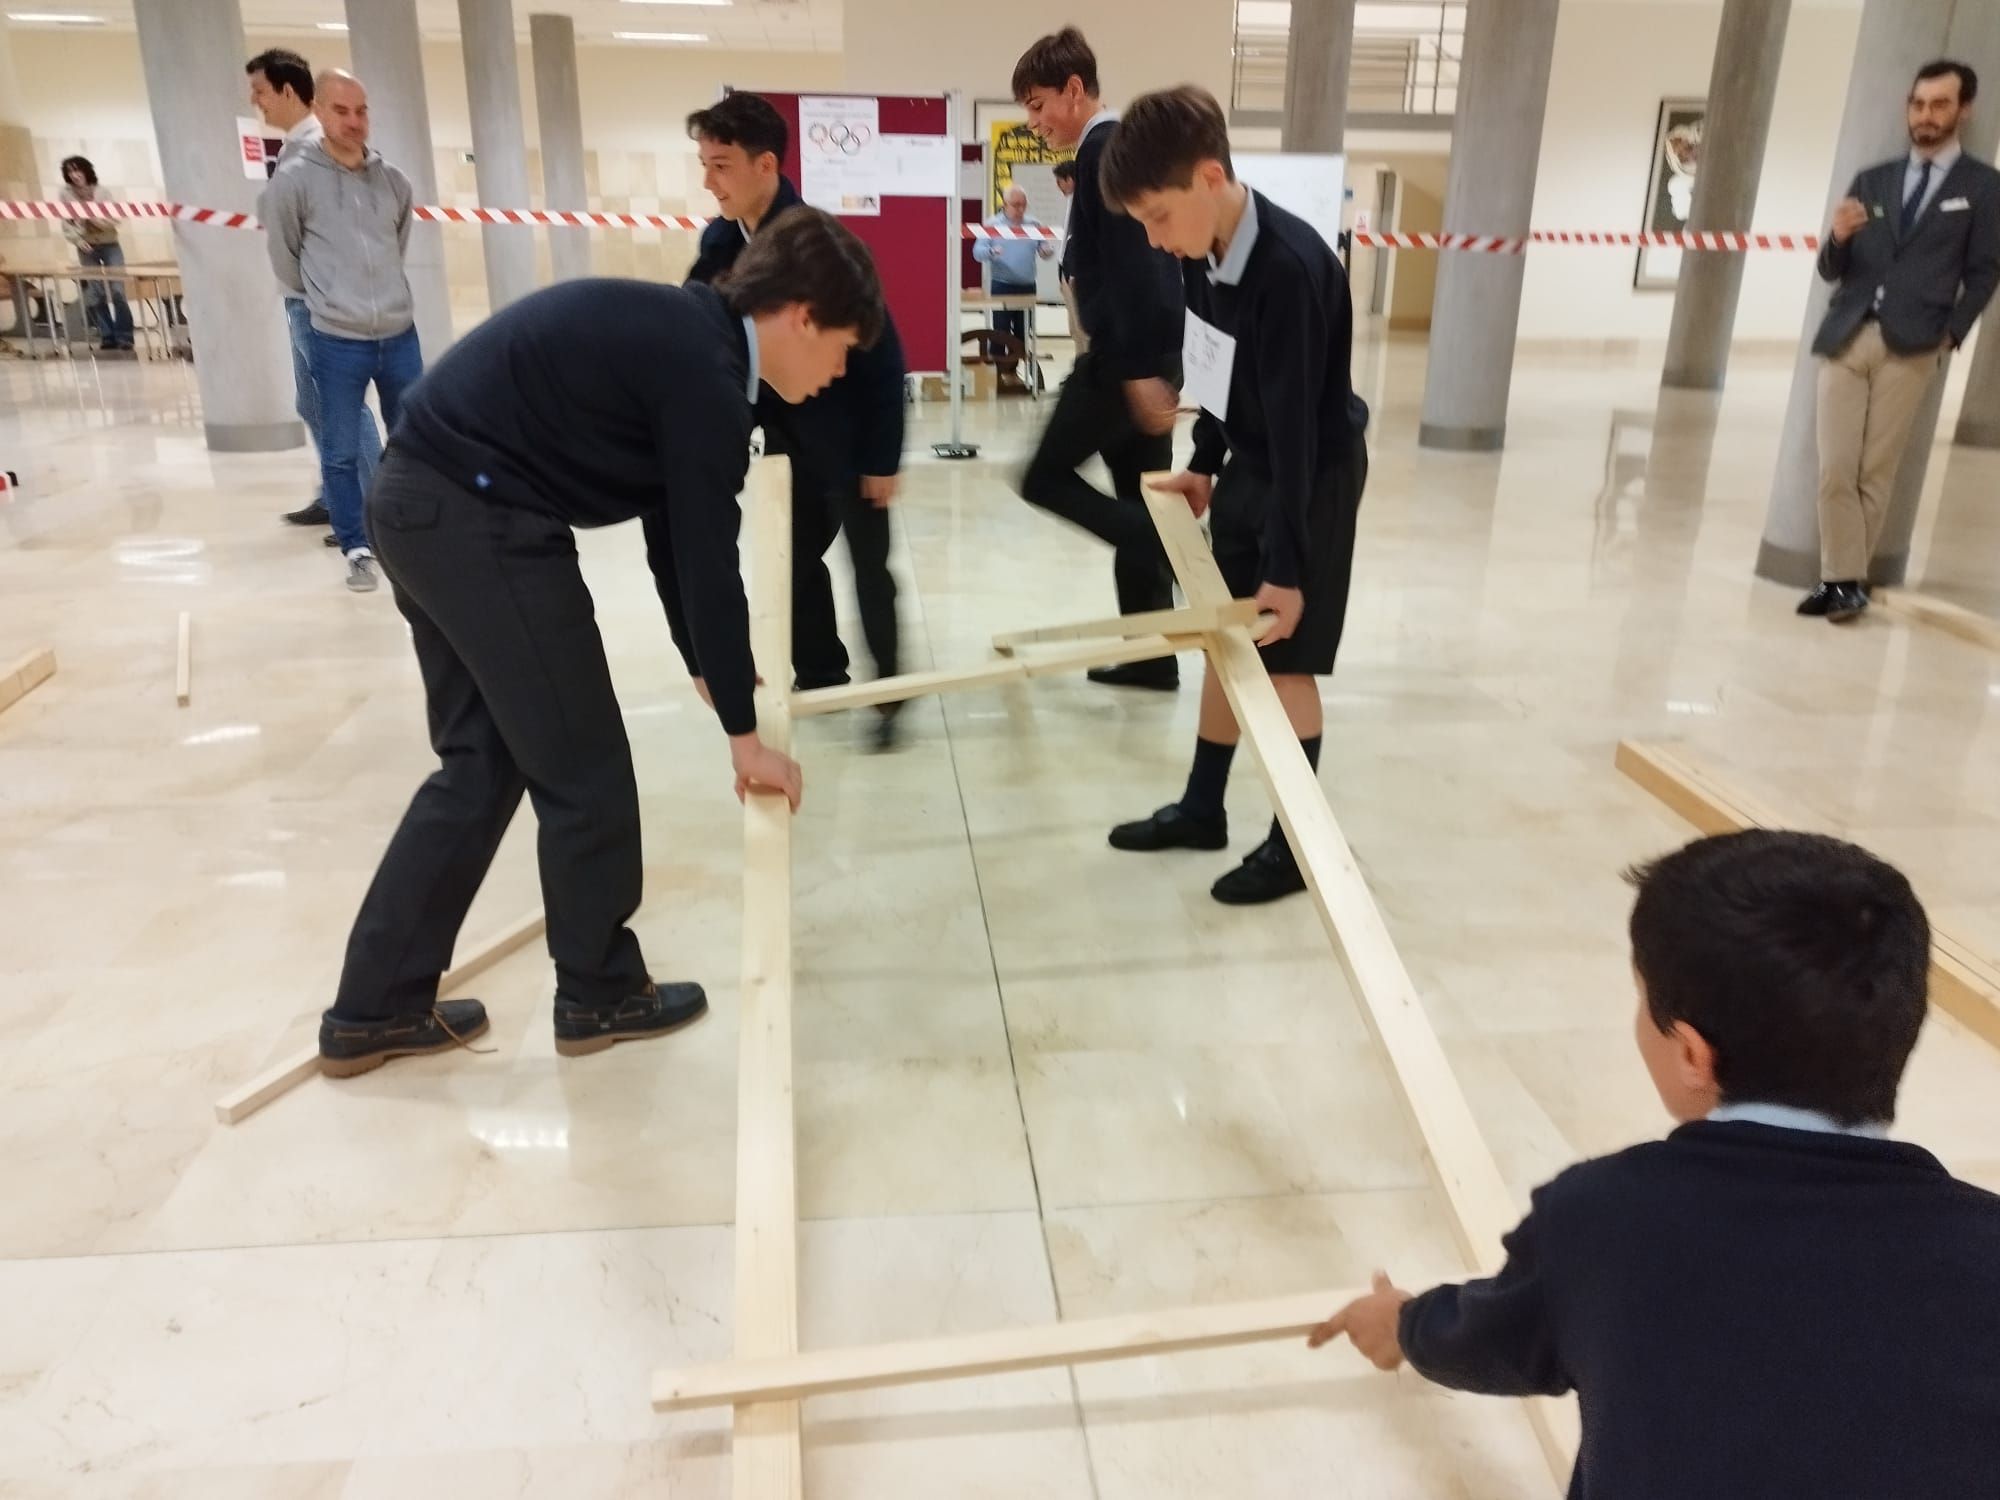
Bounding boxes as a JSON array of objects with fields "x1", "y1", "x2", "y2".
[{"x1": 1231, "y1": 0, "x2": 1465, "y2": 120}]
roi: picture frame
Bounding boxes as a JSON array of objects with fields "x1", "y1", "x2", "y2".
[{"x1": 1635, "y1": 97, "x2": 1705, "y2": 290}]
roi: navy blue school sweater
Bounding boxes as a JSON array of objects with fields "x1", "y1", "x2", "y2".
[
  {"x1": 1185, "y1": 190, "x2": 1369, "y2": 592},
  {"x1": 1064, "y1": 114, "x2": 1184, "y2": 381},
  {"x1": 393, "y1": 279, "x2": 760, "y2": 736},
  {"x1": 685, "y1": 177, "x2": 906, "y2": 490},
  {"x1": 1400, "y1": 1120, "x2": 2000, "y2": 1499}
]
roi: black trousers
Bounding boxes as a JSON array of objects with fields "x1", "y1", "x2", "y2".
[
  {"x1": 332, "y1": 447, "x2": 650, "y2": 1020},
  {"x1": 1017, "y1": 350, "x2": 1177, "y2": 615},
  {"x1": 791, "y1": 467, "x2": 900, "y2": 689}
]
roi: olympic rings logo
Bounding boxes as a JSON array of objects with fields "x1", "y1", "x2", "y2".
[{"x1": 806, "y1": 121, "x2": 873, "y2": 156}]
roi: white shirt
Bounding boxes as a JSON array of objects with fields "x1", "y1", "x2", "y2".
[
  {"x1": 1206, "y1": 187, "x2": 1260, "y2": 287},
  {"x1": 741, "y1": 315, "x2": 760, "y2": 402},
  {"x1": 1706, "y1": 1101, "x2": 1888, "y2": 1140},
  {"x1": 1080, "y1": 107, "x2": 1118, "y2": 142},
  {"x1": 1904, "y1": 139, "x2": 1962, "y2": 222}
]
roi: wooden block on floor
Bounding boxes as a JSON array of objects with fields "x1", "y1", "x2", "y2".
[
  {"x1": 0, "y1": 646, "x2": 55, "y2": 719},
  {"x1": 1615, "y1": 739, "x2": 2000, "y2": 1054},
  {"x1": 1876, "y1": 589, "x2": 2000, "y2": 653}
]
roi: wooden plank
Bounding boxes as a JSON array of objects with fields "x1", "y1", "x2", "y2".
[
  {"x1": 1876, "y1": 589, "x2": 2000, "y2": 654},
  {"x1": 733, "y1": 456, "x2": 804, "y2": 1500},
  {"x1": 1142, "y1": 477, "x2": 1576, "y2": 1485},
  {"x1": 0, "y1": 647, "x2": 55, "y2": 718},
  {"x1": 791, "y1": 633, "x2": 1201, "y2": 717},
  {"x1": 654, "y1": 1286, "x2": 1362, "y2": 1411},
  {"x1": 175, "y1": 612, "x2": 191, "y2": 707},
  {"x1": 212, "y1": 908, "x2": 547, "y2": 1125},
  {"x1": 991, "y1": 599, "x2": 1260, "y2": 655},
  {"x1": 1615, "y1": 739, "x2": 2000, "y2": 1055}
]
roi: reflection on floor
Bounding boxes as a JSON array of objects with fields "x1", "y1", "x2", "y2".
[{"x1": 2, "y1": 331, "x2": 1998, "y2": 1497}]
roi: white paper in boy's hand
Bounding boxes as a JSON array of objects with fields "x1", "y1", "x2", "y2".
[{"x1": 1182, "y1": 313, "x2": 1236, "y2": 420}]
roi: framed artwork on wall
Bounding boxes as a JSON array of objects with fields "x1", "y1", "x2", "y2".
[{"x1": 1635, "y1": 97, "x2": 1705, "y2": 290}]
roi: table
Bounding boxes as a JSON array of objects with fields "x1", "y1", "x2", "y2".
[
  {"x1": 961, "y1": 292, "x2": 1046, "y2": 398},
  {"x1": 1, "y1": 260, "x2": 184, "y2": 362}
]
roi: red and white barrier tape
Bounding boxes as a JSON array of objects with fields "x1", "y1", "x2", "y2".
[{"x1": 2, "y1": 200, "x2": 1822, "y2": 252}]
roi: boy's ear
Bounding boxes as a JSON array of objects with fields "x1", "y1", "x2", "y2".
[{"x1": 1671, "y1": 1020, "x2": 1721, "y2": 1095}]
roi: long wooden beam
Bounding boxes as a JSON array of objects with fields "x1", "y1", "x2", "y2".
[
  {"x1": 733, "y1": 457, "x2": 804, "y2": 1500},
  {"x1": 1144, "y1": 478, "x2": 1576, "y2": 1483},
  {"x1": 654, "y1": 1287, "x2": 1360, "y2": 1411},
  {"x1": 1615, "y1": 739, "x2": 2000, "y2": 1052},
  {"x1": 991, "y1": 599, "x2": 1261, "y2": 655},
  {"x1": 1875, "y1": 589, "x2": 2000, "y2": 654},
  {"x1": 791, "y1": 632, "x2": 1201, "y2": 717},
  {"x1": 212, "y1": 907, "x2": 547, "y2": 1124},
  {"x1": 0, "y1": 646, "x2": 55, "y2": 718}
]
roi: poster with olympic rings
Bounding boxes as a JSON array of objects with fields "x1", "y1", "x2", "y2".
[{"x1": 800, "y1": 95, "x2": 882, "y2": 216}]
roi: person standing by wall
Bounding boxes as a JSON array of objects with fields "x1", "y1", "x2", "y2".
[
  {"x1": 245, "y1": 49, "x2": 383, "y2": 539},
  {"x1": 261, "y1": 70, "x2": 420, "y2": 594},
  {"x1": 57, "y1": 156, "x2": 133, "y2": 353},
  {"x1": 974, "y1": 184, "x2": 1053, "y2": 345},
  {"x1": 1801, "y1": 59, "x2": 2000, "y2": 625}
]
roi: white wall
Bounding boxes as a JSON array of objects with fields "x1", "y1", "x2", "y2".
[{"x1": 1518, "y1": 0, "x2": 1862, "y2": 343}]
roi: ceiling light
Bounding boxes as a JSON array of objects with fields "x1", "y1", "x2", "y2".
[
  {"x1": 622, "y1": 1, "x2": 731, "y2": 7},
  {"x1": 6, "y1": 11, "x2": 107, "y2": 22},
  {"x1": 612, "y1": 31, "x2": 709, "y2": 42},
  {"x1": 316, "y1": 20, "x2": 348, "y2": 30}
]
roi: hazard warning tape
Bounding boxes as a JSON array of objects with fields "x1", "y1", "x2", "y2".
[{"x1": 3, "y1": 199, "x2": 1821, "y2": 252}]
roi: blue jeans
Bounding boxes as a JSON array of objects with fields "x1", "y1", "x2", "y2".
[
  {"x1": 77, "y1": 242, "x2": 134, "y2": 347},
  {"x1": 989, "y1": 279, "x2": 1034, "y2": 346},
  {"x1": 286, "y1": 298, "x2": 380, "y2": 505},
  {"x1": 309, "y1": 325, "x2": 423, "y2": 555}
]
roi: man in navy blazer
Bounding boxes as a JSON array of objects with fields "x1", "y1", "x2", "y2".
[{"x1": 1801, "y1": 59, "x2": 2000, "y2": 623}]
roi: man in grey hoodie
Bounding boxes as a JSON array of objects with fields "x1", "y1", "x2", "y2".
[
  {"x1": 246, "y1": 48, "x2": 382, "y2": 538},
  {"x1": 261, "y1": 69, "x2": 420, "y2": 593}
]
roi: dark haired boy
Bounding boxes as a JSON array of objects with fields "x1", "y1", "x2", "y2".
[
  {"x1": 317, "y1": 211, "x2": 885, "y2": 1078},
  {"x1": 1010, "y1": 26, "x2": 1187, "y2": 691},
  {"x1": 1310, "y1": 830, "x2": 2000, "y2": 1499},
  {"x1": 685, "y1": 91, "x2": 909, "y2": 747},
  {"x1": 1097, "y1": 85, "x2": 1369, "y2": 904}
]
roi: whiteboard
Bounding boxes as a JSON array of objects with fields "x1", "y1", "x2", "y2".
[{"x1": 1234, "y1": 152, "x2": 1346, "y2": 252}]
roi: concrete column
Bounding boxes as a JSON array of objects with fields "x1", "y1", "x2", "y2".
[
  {"x1": 346, "y1": 0, "x2": 453, "y2": 356},
  {"x1": 1417, "y1": 0, "x2": 1561, "y2": 451},
  {"x1": 529, "y1": 12, "x2": 589, "y2": 282},
  {"x1": 1756, "y1": 0, "x2": 2000, "y2": 587},
  {"x1": 0, "y1": 19, "x2": 43, "y2": 262},
  {"x1": 132, "y1": 0, "x2": 299, "y2": 452},
  {"x1": 1660, "y1": 0, "x2": 1792, "y2": 391},
  {"x1": 457, "y1": 0, "x2": 535, "y2": 311},
  {"x1": 1282, "y1": 0, "x2": 1356, "y2": 154},
  {"x1": 1951, "y1": 313, "x2": 2000, "y2": 446}
]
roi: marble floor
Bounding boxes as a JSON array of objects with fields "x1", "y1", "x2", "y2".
[{"x1": 2, "y1": 326, "x2": 1998, "y2": 1499}]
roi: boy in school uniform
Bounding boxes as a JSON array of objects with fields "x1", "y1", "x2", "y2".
[
  {"x1": 317, "y1": 210, "x2": 884, "y2": 1078},
  {"x1": 1311, "y1": 829, "x2": 2000, "y2": 1499},
  {"x1": 1011, "y1": 27, "x2": 1188, "y2": 693},
  {"x1": 685, "y1": 91, "x2": 910, "y2": 749},
  {"x1": 1096, "y1": 86, "x2": 1370, "y2": 905}
]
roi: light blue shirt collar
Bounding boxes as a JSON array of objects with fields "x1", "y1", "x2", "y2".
[
  {"x1": 1081, "y1": 107, "x2": 1118, "y2": 141},
  {"x1": 1707, "y1": 1101, "x2": 1888, "y2": 1139},
  {"x1": 1906, "y1": 141, "x2": 1962, "y2": 215},
  {"x1": 1207, "y1": 187, "x2": 1259, "y2": 286},
  {"x1": 741, "y1": 315, "x2": 759, "y2": 402}
]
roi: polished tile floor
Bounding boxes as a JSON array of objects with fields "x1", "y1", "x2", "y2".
[{"x1": 3, "y1": 327, "x2": 1998, "y2": 1497}]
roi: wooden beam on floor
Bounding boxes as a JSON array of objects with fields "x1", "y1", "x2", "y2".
[
  {"x1": 175, "y1": 612, "x2": 191, "y2": 707},
  {"x1": 991, "y1": 599, "x2": 1262, "y2": 655},
  {"x1": 211, "y1": 908, "x2": 547, "y2": 1125},
  {"x1": 732, "y1": 456, "x2": 804, "y2": 1500},
  {"x1": 1876, "y1": 589, "x2": 2000, "y2": 654},
  {"x1": 791, "y1": 633, "x2": 1199, "y2": 718},
  {"x1": 654, "y1": 1286, "x2": 1360, "y2": 1411},
  {"x1": 1615, "y1": 739, "x2": 2000, "y2": 1053},
  {"x1": 0, "y1": 647, "x2": 55, "y2": 719}
]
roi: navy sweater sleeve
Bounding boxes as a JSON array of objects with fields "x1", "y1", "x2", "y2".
[
  {"x1": 1250, "y1": 266, "x2": 1333, "y2": 591},
  {"x1": 686, "y1": 218, "x2": 739, "y2": 287},
  {"x1": 1069, "y1": 128, "x2": 1184, "y2": 381},
  {"x1": 851, "y1": 312, "x2": 907, "y2": 477},
  {"x1": 1397, "y1": 1196, "x2": 1572, "y2": 1398},
  {"x1": 648, "y1": 370, "x2": 758, "y2": 736}
]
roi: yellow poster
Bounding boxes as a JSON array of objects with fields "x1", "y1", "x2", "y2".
[{"x1": 988, "y1": 119, "x2": 1073, "y2": 212}]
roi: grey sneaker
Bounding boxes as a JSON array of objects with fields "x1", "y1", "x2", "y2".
[{"x1": 345, "y1": 554, "x2": 379, "y2": 593}]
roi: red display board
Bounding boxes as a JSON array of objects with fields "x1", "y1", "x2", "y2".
[{"x1": 737, "y1": 90, "x2": 951, "y2": 373}]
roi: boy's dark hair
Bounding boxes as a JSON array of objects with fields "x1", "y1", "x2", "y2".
[
  {"x1": 1914, "y1": 58, "x2": 1978, "y2": 105},
  {"x1": 60, "y1": 155, "x2": 97, "y2": 187},
  {"x1": 1626, "y1": 830, "x2": 1930, "y2": 1126},
  {"x1": 719, "y1": 206, "x2": 885, "y2": 348},
  {"x1": 1052, "y1": 160, "x2": 1076, "y2": 184},
  {"x1": 1012, "y1": 26, "x2": 1098, "y2": 102},
  {"x1": 247, "y1": 48, "x2": 315, "y2": 105},
  {"x1": 687, "y1": 92, "x2": 788, "y2": 164},
  {"x1": 1098, "y1": 85, "x2": 1234, "y2": 211}
]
